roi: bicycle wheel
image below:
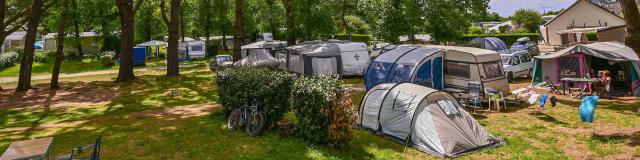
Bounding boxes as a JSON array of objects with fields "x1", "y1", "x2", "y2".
[
  {"x1": 227, "y1": 109, "x2": 244, "y2": 130},
  {"x1": 246, "y1": 111, "x2": 266, "y2": 136}
]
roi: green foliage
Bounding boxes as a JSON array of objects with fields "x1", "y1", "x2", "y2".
[
  {"x1": 33, "y1": 50, "x2": 55, "y2": 63},
  {"x1": 294, "y1": 0, "x2": 338, "y2": 40},
  {"x1": 216, "y1": 67, "x2": 295, "y2": 124},
  {"x1": 498, "y1": 25, "x2": 511, "y2": 33},
  {"x1": 468, "y1": 26, "x2": 484, "y2": 34},
  {"x1": 206, "y1": 43, "x2": 220, "y2": 57},
  {"x1": 587, "y1": 32, "x2": 598, "y2": 42},
  {"x1": 339, "y1": 15, "x2": 370, "y2": 34},
  {"x1": 0, "y1": 52, "x2": 19, "y2": 69},
  {"x1": 291, "y1": 75, "x2": 352, "y2": 147},
  {"x1": 98, "y1": 51, "x2": 117, "y2": 67},
  {"x1": 462, "y1": 33, "x2": 540, "y2": 46},
  {"x1": 511, "y1": 9, "x2": 544, "y2": 33},
  {"x1": 333, "y1": 34, "x2": 371, "y2": 43}
]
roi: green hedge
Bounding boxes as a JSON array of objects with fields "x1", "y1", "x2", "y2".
[
  {"x1": 333, "y1": 34, "x2": 371, "y2": 44},
  {"x1": 291, "y1": 76, "x2": 353, "y2": 148},
  {"x1": 216, "y1": 67, "x2": 296, "y2": 124},
  {"x1": 461, "y1": 33, "x2": 540, "y2": 46},
  {"x1": 587, "y1": 32, "x2": 598, "y2": 42}
]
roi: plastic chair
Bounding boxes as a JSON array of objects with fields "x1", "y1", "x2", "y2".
[{"x1": 486, "y1": 90, "x2": 506, "y2": 112}]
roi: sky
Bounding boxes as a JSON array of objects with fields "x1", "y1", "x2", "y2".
[{"x1": 489, "y1": 0, "x2": 576, "y2": 17}]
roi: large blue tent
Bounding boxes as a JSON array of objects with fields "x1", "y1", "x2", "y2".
[
  {"x1": 364, "y1": 46, "x2": 445, "y2": 91},
  {"x1": 470, "y1": 37, "x2": 508, "y2": 51}
]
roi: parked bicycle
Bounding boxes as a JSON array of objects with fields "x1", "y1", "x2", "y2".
[{"x1": 227, "y1": 99, "x2": 267, "y2": 136}]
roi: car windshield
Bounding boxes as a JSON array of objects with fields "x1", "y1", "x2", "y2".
[
  {"x1": 217, "y1": 56, "x2": 231, "y2": 62},
  {"x1": 501, "y1": 56, "x2": 510, "y2": 65}
]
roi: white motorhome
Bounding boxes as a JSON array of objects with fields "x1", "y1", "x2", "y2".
[{"x1": 179, "y1": 41, "x2": 206, "y2": 60}]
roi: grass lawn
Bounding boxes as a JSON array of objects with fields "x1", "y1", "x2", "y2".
[
  {"x1": 0, "y1": 59, "x2": 118, "y2": 77},
  {"x1": 1, "y1": 67, "x2": 639, "y2": 159}
]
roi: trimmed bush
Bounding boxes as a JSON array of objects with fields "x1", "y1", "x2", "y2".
[
  {"x1": 99, "y1": 51, "x2": 117, "y2": 67},
  {"x1": 587, "y1": 32, "x2": 598, "y2": 42},
  {"x1": 0, "y1": 52, "x2": 19, "y2": 69},
  {"x1": 291, "y1": 76, "x2": 354, "y2": 148},
  {"x1": 461, "y1": 33, "x2": 540, "y2": 46},
  {"x1": 216, "y1": 67, "x2": 295, "y2": 124},
  {"x1": 34, "y1": 50, "x2": 55, "y2": 63}
]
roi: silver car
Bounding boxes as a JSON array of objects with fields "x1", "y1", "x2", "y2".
[
  {"x1": 501, "y1": 50, "x2": 533, "y2": 82},
  {"x1": 209, "y1": 55, "x2": 234, "y2": 71}
]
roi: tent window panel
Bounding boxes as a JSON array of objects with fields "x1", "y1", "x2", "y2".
[
  {"x1": 483, "y1": 62, "x2": 503, "y2": 79},
  {"x1": 416, "y1": 61, "x2": 432, "y2": 88},
  {"x1": 557, "y1": 57, "x2": 581, "y2": 80},
  {"x1": 192, "y1": 46, "x2": 203, "y2": 51},
  {"x1": 312, "y1": 57, "x2": 338, "y2": 75},
  {"x1": 445, "y1": 62, "x2": 470, "y2": 79},
  {"x1": 392, "y1": 91, "x2": 417, "y2": 112},
  {"x1": 389, "y1": 64, "x2": 415, "y2": 83},
  {"x1": 365, "y1": 62, "x2": 394, "y2": 89},
  {"x1": 437, "y1": 100, "x2": 460, "y2": 115}
]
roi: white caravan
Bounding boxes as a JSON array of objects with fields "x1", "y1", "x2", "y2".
[{"x1": 337, "y1": 42, "x2": 370, "y2": 76}]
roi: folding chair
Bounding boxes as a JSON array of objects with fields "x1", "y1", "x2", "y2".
[
  {"x1": 57, "y1": 136, "x2": 102, "y2": 160},
  {"x1": 461, "y1": 81, "x2": 483, "y2": 112},
  {"x1": 544, "y1": 76, "x2": 562, "y2": 94}
]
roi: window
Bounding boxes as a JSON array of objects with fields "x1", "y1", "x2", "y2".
[
  {"x1": 191, "y1": 46, "x2": 203, "y2": 51},
  {"x1": 445, "y1": 62, "x2": 470, "y2": 78},
  {"x1": 511, "y1": 56, "x2": 520, "y2": 65},
  {"x1": 483, "y1": 61, "x2": 503, "y2": 79},
  {"x1": 501, "y1": 56, "x2": 510, "y2": 65},
  {"x1": 520, "y1": 54, "x2": 531, "y2": 63},
  {"x1": 558, "y1": 57, "x2": 581, "y2": 79},
  {"x1": 437, "y1": 100, "x2": 460, "y2": 115}
]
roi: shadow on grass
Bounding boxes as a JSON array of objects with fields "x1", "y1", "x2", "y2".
[{"x1": 528, "y1": 112, "x2": 569, "y2": 126}]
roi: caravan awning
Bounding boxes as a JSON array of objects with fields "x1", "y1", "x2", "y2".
[
  {"x1": 137, "y1": 40, "x2": 167, "y2": 47},
  {"x1": 536, "y1": 42, "x2": 639, "y2": 61}
]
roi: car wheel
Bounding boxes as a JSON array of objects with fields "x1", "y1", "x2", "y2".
[{"x1": 507, "y1": 72, "x2": 514, "y2": 83}]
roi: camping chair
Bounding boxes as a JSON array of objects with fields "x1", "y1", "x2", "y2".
[
  {"x1": 544, "y1": 77, "x2": 562, "y2": 94},
  {"x1": 57, "y1": 136, "x2": 102, "y2": 160},
  {"x1": 485, "y1": 89, "x2": 506, "y2": 112},
  {"x1": 461, "y1": 81, "x2": 483, "y2": 112}
]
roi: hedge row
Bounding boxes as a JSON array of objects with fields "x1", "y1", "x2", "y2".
[
  {"x1": 461, "y1": 33, "x2": 540, "y2": 46},
  {"x1": 0, "y1": 52, "x2": 19, "y2": 69},
  {"x1": 291, "y1": 75, "x2": 354, "y2": 148},
  {"x1": 216, "y1": 67, "x2": 296, "y2": 124},
  {"x1": 333, "y1": 34, "x2": 371, "y2": 44}
]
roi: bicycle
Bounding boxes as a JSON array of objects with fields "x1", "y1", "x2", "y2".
[{"x1": 227, "y1": 99, "x2": 267, "y2": 136}]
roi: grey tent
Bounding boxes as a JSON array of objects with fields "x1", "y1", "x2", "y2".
[
  {"x1": 241, "y1": 40, "x2": 287, "y2": 58},
  {"x1": 283, "y1": 42, "x2": 343, "y2": 75},
  {"x1": 234, "y1": 48, "x2": 279, "y2": 67},
  {"x1": 357, "y1": 83, "x2": 503, "y2": 158}
]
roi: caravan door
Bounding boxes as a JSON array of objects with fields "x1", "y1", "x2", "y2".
[{"x1": 339, "y1": 43, "x2": 370, "y2": 76}]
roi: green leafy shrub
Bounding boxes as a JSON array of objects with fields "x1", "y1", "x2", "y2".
[
  {"x1": 34, "y1": 50, "x2": 55, "y2": 63},
  {"x1": 0, "y1": 52, "x2": 19, "y2": 69},
  {"x1": 206, "y1": 43, "x2": 220, "y2": 57},
  {"x1": 99, "y1": 51, "x2": 117, "y2": 67},
  {"x1": 291, "y1": 76, "x2": 353, "y2": 148},
  {"x1": 587, "y1": 32, "x2": 598, "y2": 42},
  {"x1": 461, "y1": 33, "x2": 540, "y2": 46},
  {"x1": 216, "y1": 67, "x2": 295, "y2": 124}
]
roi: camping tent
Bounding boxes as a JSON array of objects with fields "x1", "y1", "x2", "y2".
[
  {"x1": 283, "y1": 42, "x2": 344, "y2": 75},
  {"x1": 364, "y1": 45, "x2": 445, "y2": 91},
  {"x1": 240, "y1": 41, "x2": 287, "y2": 58},
  {"x1": 235, "y1": 41, "x2": 286, "y2": 67},
  {"x1": 470, "y1": 37, "x2": 509, "y2": 52},
  {"x1": 531, "y1": 42, "x2": 640, "y2": 96},
  {"x1": 357, "y1": 83, "x2": 503, "y2": 158},
  {"x1": 137, "y1": 40, "x2": 167, "y2": 59}
]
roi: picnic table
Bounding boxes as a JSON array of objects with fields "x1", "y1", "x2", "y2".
[
  {"x1": 0, "y1": 137, "x2": 53, "y2": 160},
  {"x1": 560, "y1": 78, "x2": 601, "y2": 96}
]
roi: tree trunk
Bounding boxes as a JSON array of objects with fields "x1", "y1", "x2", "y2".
[
  {"x1": 51, "y1": 0, "x2": 70, "y2": 89},
  {"x1": 233, "y1": 0, "x2": 244, "y2": 59},
  {"x1": 341, "y1": 0, "x2": 351, "y2": 40},
  {"x1": 114, "y1": 0, "x2": 137, "y2": 82},
  {"x1": 283, "y1": 0, "x2": 295, "y2": 45},
  {"x1": 17, "y1": 0, "x2": 45, "y2": 91},
  {"x1": 71, "y1": 0, "x2": 84, "y2": 59},
  {"x1": 167, "y1": 0, "x2": 180, "y2": 76},
  {"x1": 621, "y1": 0, "x2": 640, "y2": 54}
]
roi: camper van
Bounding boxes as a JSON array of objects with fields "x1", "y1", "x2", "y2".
[
  {"x1": 179, "y1": 41, "x2": 206, "y2": 60},
  {"x1": 279, "y1": 41, "x2": 370, "y2": 76},
  {"x1": 433, "y1": 46, "x2": 510, "y2": 93}
]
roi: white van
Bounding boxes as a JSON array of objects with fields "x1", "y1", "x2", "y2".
[
  {"x1": 500, "y1": 50, "x2": 533, "y2": 82},
  {"x1": 337, "y1": 42, "x2": 370, "y2": 76}
]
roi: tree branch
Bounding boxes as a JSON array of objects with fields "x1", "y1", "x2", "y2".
[{"x1": 133, "y1": 0, "x2": 145, "y2": 13}]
